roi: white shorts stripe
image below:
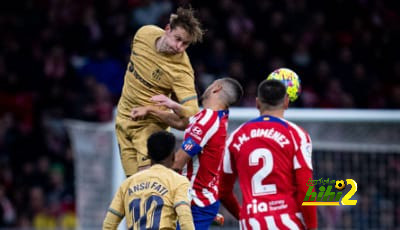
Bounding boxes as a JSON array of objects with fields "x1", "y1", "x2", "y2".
[
  {"x1": 281, "y1": 213, "x2": 299, "y2": 230},
  {"x1": 240, "y1": 219, "x2": 247, "y2": 230},
  {"x1": 265, "y1": 216, "x2": 279, "y2": 230},
  {"x1": 296, "y1": 212, "x2": 306, "y2": 228},
  {"x1": 249, "y1": 218, "x2": 260, "y2": 230},
  {"x1": 201, "y1": 188, "x2": 216, "y2": 205}
]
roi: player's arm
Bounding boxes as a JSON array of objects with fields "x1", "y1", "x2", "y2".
[
  {"x1": 148, "y1": 107, "x2": 189, "y2": 130},
  {"x1": 171, "y1": 71, "x2": 199, "y2": 118},
  {"x1": 172, "y1": 149, "x2": 192, "y2": 171},
  {"x1": 130, "y1": 105, "x2": 189, "y2": 130},
  {"x1": 103, "y1": 186, "x2": 125, "y2": 230},
  {"x1": 176, "y1": 97, "x2": 198, "y2": 118},
  {"x1": 174, "y1": 180, "x2": 195, "y2": 230},
  {"x1": 295, "y1": 168, "x2": 317, "y2": 230},
  {"x1": 219, "y1": 142, "x2": 240, "y2": 219},
  {"x1": 103, "y1": 212, "x2": 123, "y2": 230},
  {"x1": 151, "y1": 94, "x2": 198, "y2": 120},
  {"x1": 151, "y1": 94, "x2": 188, "y2": 118},
  {"x1": 293, "y1": 134, "x2": 317, "y2": 229},
  {"x1": 175, "y1": 205, "x2": 194, "y2": 230},
  {"x1": 219, "y1": 170, "x2": 240, "y2": 220}
]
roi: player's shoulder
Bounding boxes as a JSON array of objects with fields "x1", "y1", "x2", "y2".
[
  {"x1": 135, "y1": 25, "x2": 164, "y2": 38},
  {"x1": 194, "y1": 108, "x2": 213, "y2": 119},
  {"x1": 154, "y1": 164, "x2": 189, "y2": 183},
  {"x1": 166, "y1": 168, "x2": 190, "y2": 187},
  {"x1": 284, "y1": 119, "x2": 311, "y2": 143},
  {"x1": 285, "y1": 119, "x2": 309, "y2": 135},
  {"x1": 195, "y1": 109, "x2": 219, "y2": 124}
]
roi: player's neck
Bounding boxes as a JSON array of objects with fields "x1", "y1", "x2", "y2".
[
  {"x1": 260, "y1": 110, "x2": 284, "y2": 119},
  {"x1": 155, "y1": 36, "x2": 164, "y2": 53},
  {"x1": 203, "y1": 100, "x2": 226, "y2": 111}
]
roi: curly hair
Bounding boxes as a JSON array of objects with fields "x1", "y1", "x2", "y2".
[{"x1": 169, "y1": 7, "x2": 204, "y2": 44}]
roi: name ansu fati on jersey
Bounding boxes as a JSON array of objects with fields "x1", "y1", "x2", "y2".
[
  {"x1": 232, "y1": 128, "x2": 290, "y2": 151},
  {"x1": 128, "y1": 181, "x2": 169, "y2": 196}
]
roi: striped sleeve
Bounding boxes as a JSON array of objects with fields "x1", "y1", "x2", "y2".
[
  {"x1": 288, "y1": 121, "x2": 313, "y2": 170},
  {"x1": 182, "y1": 109, "x2": 220, "y2": 156}
]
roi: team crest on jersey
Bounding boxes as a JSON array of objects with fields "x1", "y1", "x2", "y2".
[
  {"x1": 184, "y1": 143, "x2": 194, "y2": 151},
  {"x1": 152, "y1": 68, "x2": 163, "y2": 81},
  {"x1": 191, "y1": 126, "x2": 203, "y2": 136}
]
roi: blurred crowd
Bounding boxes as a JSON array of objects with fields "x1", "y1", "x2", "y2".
[
  {"x1": 0, "y1": 0, "x2": 399, "y2": 228},
  {"x1": 313, "y1": 151, "x2": 400, "y2": 229}
]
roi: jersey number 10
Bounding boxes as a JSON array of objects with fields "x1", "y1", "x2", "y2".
[{"x1": 129, "y1": 195, "x2": 163, "y2": 230}]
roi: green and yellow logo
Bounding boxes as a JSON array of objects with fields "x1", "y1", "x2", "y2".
[{"x1": 302, "y1": 178, "x2": 358, "y2": 206}]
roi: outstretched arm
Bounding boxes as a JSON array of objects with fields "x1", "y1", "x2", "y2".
[
  {"x1": 130, "y1": 106, "x2": 189, "y2": 130},
  {"x1": 151, "y1": 95, "x2": 198, "y2": 118},
  {"x1": 148, "y1": 107, "x2": 189, "y2": 130}
]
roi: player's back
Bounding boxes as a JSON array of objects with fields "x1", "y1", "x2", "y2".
[
  {"x1": 120, "y1": 164, "x2": 191, "y2": 230},
  {"x1": 225, "y1": 115, "x2": 310, "y2": 229}
]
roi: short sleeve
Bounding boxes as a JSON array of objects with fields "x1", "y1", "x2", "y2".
[
  {"x1": 223, "y1": 128, "x2": 241, "y2": 174},
  {"x1": 108, "y1": 186, "x2": 125, "y2": 218},
  {"x1": 172, "y1": 71, "x2": 197, "y2": 105},
  {"x1": 289, "y1": 124, "x2": 313, "y2": 170},
  {"x1": 173, "y1": 178, "x2": 191, "y2": 208}
]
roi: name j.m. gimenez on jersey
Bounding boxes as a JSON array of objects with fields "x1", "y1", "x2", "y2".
[{"x1": 232, "y1": 128, "x2": 290, "y2": 151}]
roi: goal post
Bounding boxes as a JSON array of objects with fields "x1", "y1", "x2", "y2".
[{"x1": 64, "y1": 108, "x2": 400, "y2": 229}]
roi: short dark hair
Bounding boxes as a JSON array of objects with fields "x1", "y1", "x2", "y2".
[
  {"x1": 220, "y1": 77, "x2": 244, "y2": 106},
  {"x1": 147, "y1": 131, "x2": 176, "y2": 163},
  {"x1": 257, "y1": 79, "x2": 287, "y2": 107},
  {"x1": 169, "y1": 7, "x2": 204, "y2": 43}
]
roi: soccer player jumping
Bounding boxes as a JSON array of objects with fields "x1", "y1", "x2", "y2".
[
  {"x1": 219, "y1": 79, "x2": 318, "y2": 229},
  {"x1": 115, "y1": 7, "x2": 204, "y2": 177}
]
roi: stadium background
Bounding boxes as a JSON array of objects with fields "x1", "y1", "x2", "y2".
[{"x1": 0, "y1": 0, "x2": 399, "y2": 229}]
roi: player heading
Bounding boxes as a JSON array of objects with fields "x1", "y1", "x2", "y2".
[{"x1": 169, "y1": 7, "x2": 204, "y2": 44}]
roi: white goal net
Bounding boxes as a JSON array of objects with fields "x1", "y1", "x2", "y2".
[{"x1": 64, "y1": 108, "x2": 400, "y2": 229}]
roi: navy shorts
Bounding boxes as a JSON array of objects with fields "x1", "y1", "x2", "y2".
[{"x1": 177, "y1": 201, "x2": 220, "y2": 230}]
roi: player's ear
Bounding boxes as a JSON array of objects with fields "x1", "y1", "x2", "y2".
[
  {"x1": 284, "y1": 94, "x2": 290, "y2": 109},
  {"x1": 256, "y1": 97, "x2": 261, "y2": 110},
  {"x1": 213, "y1": 84, "x2": 223, "y2": 93},
  {"x1": 165, "y1": 24, "x2": 171, "y2": 33},
  {"x1": 171, "y1": 152, "x2": 175, "y2": 164}
]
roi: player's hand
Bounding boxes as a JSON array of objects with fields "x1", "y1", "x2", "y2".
[
  {"x1": 151, "y1": 95, "x2": 179, "y2": 110},
  {"x1": 130, "y1": 107, "x2": 149, "y2": 121},
  {"x1": 212, "y1": 213, "x2": 224, "y2": 226}
]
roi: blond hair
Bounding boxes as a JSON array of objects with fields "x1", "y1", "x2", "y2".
[{"x1": 169, "y1": 7, "x2": 204, "y2": 44}]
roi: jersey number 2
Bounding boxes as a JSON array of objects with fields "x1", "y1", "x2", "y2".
[
  {"x1": 249, "y1": 148, "x2": 277, "y2": 196},
  {"x1": 129, "y1": 195, "x2": 163, "y2": 230}
]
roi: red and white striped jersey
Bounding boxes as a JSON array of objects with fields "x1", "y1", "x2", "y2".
[
  {"x1": 181, "y1": 108, "x2": 229, "y2": 207},
  {"x1": 222, "y1": 115, "x2": 313, "y2": 229}
]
